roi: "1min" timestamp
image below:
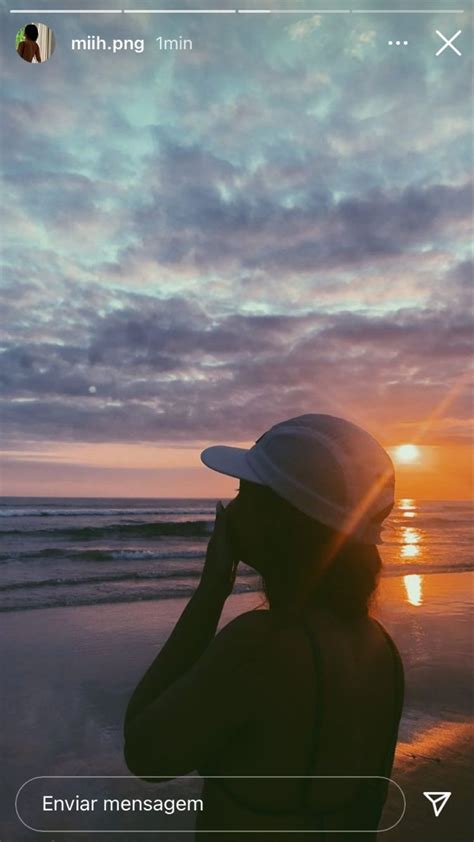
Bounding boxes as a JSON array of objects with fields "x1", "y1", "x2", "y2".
[{"x1": 156, "y1": 36, "x2": 193, "y2": 51}]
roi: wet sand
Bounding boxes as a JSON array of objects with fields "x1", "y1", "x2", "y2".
[{"x1": 1, "y1": 572, "x2": 472, "y2": 840}]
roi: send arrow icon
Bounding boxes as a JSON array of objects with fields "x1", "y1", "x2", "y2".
[{"x1": 423, "y1": 792, "x2": 452, "y2": 817}]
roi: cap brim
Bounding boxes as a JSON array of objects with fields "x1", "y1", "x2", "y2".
[{"x1": 200, "y1": 445, "x2": 265, "y2": 484}]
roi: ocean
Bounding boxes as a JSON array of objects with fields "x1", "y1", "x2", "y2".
[{"x1": 0, "y1": 497, "x2": 472, "y2": 612}]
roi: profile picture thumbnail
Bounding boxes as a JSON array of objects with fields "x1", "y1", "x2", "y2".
[{"x1": 16, "y1": 22, "x2": 56, "y2": 63}]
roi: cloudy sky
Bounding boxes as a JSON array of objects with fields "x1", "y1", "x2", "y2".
[{"x1": 1, "y1": 1, "x2": 472, "y2": 498}]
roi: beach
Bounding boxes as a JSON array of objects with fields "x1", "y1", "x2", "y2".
[{"x1": 1, "y1": 571, "x2": 472, "y2": 841}]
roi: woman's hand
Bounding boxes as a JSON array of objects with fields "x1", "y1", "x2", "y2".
[{"x1": 199, "y1": 502, "x2": 240, "y2": 600}]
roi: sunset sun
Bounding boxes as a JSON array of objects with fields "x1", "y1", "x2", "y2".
[{"x1": 395, "y1": 444, "x2": 421, "y2": 464}]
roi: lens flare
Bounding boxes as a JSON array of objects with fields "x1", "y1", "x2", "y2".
[{"x1": 395, "y1": 444, "x2": 421, "y2": 464}]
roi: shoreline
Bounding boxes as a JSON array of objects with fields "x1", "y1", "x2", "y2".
[{"x1": 1, "y1": 564, "x2": 472, "y2": 614}]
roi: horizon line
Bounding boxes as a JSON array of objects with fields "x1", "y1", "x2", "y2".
[{"x1": 0, "y1": 494, "x2": 471, "y2": 502}]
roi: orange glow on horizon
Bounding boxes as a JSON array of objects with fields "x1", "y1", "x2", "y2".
[{"x1": 0, "y1": 442, "x2": 472, "y2": 499}]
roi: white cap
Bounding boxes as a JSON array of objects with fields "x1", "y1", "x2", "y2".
[{"x1": 200, "y1": 414, "x2": 395, "y2": 544}]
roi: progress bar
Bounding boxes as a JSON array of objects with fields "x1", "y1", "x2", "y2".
[
  {"x1": 125, "y1": 6, "x2": 348, "y2": 10},
  {"x1": 10, "y1": 7, "x2": 122, "y2": 11},
  {"x1": 9, "y1": 6, "x2": 465, "y2": 12},
  {"x1": 239, "y1": 6, "x2": 464, "y2": 9},
  {"x1": 124, "y1": 7, "x2": 235, "y2": 10},
  {"x1": 351, "y1": 8, "x2": 464, "y2": 11},
  {"x1": 238, "y1": 8, "x2": 350, "y2": 12}
]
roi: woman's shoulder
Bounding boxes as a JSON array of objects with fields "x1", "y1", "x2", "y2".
[
  {"x1": 367, "y1": 616, "x2": 402, "y2": 657},
  {"x1": 214, "y1": 609, "x2": 290, "y2": 666},
  {"x1": 218, "y1": 609, "x2": 309, "y2": 671},
  {"x1": 219, "y1": 609, "x2": 273, "y2": 643},
  {"x1": 221, "y1": 608, "x2": 304, "y2": 641}
]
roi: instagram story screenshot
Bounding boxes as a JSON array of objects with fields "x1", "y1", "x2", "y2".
[{"x1": 0, "y1": 0, "x2": 472, "y2": 840}]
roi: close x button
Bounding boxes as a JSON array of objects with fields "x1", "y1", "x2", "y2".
[{"x1": 435, "y1": 30, "x2": 462, "y2": 57}]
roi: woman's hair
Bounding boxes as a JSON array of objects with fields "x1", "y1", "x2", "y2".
[
  {"x1": 25, "y1": 24, "x2": 39, "y2": 40},
  {"x1": 245, "y1": 482, "x2": 382, "y2": 624}
]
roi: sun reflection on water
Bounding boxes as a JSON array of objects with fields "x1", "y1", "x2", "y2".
[
  {"x1": 400, "y1": 524, "x2": 422, "y2": 560},
  {"x1": 398, "y1": 497, "x2": 424, "y2": 565},
  {"x1": 401, "y1": 544, "x2": 420, "y2": 558},
  {"x1": 404, "y1": 573, "x2": 423, "y2": 606},
  {"x1": 400, "y1": 498, "x2": 417, "y2": 519},
  {"x1": 403, "y1": 527, "x2": 421, "y2": 543},
  {"x1": 399, "y1": 502, "x2": 424, "y2": 603}
]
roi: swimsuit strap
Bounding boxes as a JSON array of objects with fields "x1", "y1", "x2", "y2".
[
  {"x1": 370, "y1": 618, "x2": 405, "y2": 776},
  {"x1": 299, "y1": 617, "x2": 404, "y2": 814},
  {"x1": 299, "y1": 620, "x2": 325, "y2": 810}
]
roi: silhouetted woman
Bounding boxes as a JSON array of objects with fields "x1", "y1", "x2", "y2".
[{"x1": 124, "y1": 414, "x2": 404, "y2": 840}]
